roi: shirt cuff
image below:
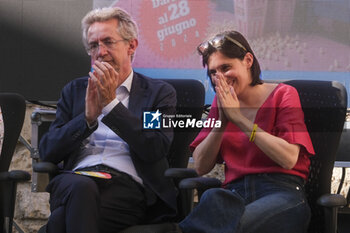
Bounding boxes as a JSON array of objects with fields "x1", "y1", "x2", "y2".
[{"x1": 102, "y1": 97, "x2": 119, "y2": 115}]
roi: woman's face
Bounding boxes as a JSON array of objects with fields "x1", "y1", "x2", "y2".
[{"x1": 207, "y1": 51, "x2": 253, "y2": 97}]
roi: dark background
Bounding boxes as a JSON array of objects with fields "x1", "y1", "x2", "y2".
[{"x1": 0, "y1": 0, "x2": 92, "y2": 102}]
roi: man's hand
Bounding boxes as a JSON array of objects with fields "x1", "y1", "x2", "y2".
[
  {"x1": 85, "y1": 61, "x2": 120, "y2": 124},
  {"x1": 89, "y1": 61, "x2": 120, "y2": 107},
  {"x1": 85, "y1": 76, "x2": 102, "y2": 125}
]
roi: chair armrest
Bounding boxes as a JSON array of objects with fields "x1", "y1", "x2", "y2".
[
  {"x1": 164, "y1": 168, "x2": 198, "y2": 179},
  {"x1": 317, "y1": 194, "x2": 347, "y2": 233},
  {"x1": 0, "y1": 170, "x2": 31, "y2": 181},
  {"x1": 317, "y1": 193, "x2": 347, "y2": 208},
  {"x1": 179, "y1": 177, "x2": 222, "y2": 190},
  {"x1": 33, "y1": 162, "x2": 59, "y2": 175}
]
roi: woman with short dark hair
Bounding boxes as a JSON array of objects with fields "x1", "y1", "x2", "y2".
[{"x1": 179, "y1": 30, "x2": 315, "y2": 233}]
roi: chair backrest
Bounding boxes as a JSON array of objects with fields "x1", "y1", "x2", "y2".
[
  {"x1": 160, "y1": 79, "x2": 205, "y2": 221},
  {"x1": 160, "y1": 79, "x2": 205, "y2": 169},
  {"x1": 284, "y1": 80, "x2": 347, "y2": 233},
  {"x1": 0, "y1": 93, "x2": 26, "y2": 172},
  {"x1": 0, "y1": 93, "x2": 26, "y2": 233},
  {"x1": 335, "y1": 123, "x2": 350, "y2": 162}
]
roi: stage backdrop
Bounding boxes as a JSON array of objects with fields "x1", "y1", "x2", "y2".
[{"x1": 1, "y1": 0, "x2": 349, "y2": 104}]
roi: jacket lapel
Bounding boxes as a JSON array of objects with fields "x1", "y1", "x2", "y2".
[{"x1": 129, "y1": 72, "x2": 151, "y2": 118}]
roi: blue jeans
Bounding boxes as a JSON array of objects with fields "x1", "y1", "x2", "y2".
[{"x1": 179, "y1": 173, "x2": 311, "y2": 233}]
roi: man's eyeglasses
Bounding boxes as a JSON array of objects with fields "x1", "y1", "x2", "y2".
[
  {"x1": 87, "y1": 39, "x2": 127, "y2": 55},
  {"x1": 197, "y1": 35, "x2": 247, "y2": 55}
]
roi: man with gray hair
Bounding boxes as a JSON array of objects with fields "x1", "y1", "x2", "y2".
[{"x1": 39, "y1": 7, "x2": 177, "y2": 233}]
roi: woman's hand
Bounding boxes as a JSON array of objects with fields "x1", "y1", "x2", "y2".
[
  {"x1": 212, "y1": 76, "x2": 228, "y2": 127},
  {"x1": 214, "y1": 73, "x2": 242, "y2": 124}
]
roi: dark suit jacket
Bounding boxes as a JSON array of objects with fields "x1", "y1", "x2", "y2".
[{"x1": 39, "y1": 72, "x2": 178, "y2": 222}]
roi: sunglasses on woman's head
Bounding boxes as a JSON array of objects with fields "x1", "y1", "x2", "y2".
[{"x1": 197, "y1": 35, "x2": 247, "y2": 55}]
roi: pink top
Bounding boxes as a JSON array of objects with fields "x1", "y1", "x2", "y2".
[{"x1": 190, "y1": 83, "x2": 315, "y2": 185}]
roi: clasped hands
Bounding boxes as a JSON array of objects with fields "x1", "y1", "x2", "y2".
[
  {"x1": 85, "y1": 61, "x2": 120, "y2": 125},
  {"x1": 213, "y1": 74, "x2": 242, "y2": 126}
]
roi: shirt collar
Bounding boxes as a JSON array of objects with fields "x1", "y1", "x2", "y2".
[{"x1": 118, "y1": 70, "x2": 133, "y2": 93}]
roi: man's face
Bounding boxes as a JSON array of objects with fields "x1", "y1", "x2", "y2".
[{"x1": 87, "y1": 18, "x2": 137, "y2": 80}]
